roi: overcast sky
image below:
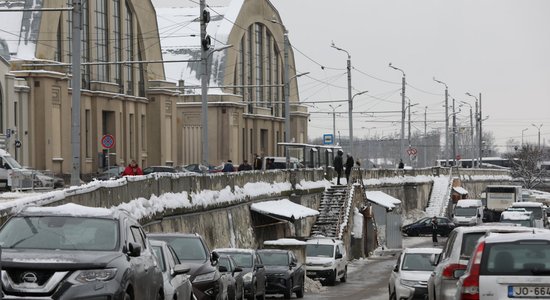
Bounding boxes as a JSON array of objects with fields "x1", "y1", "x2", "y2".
[{"x1": 271, "y1": 0, "x2": 550, "y2": 153}]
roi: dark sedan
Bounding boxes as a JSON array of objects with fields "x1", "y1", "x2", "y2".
[
  {"x1": 401, "y1": 216, "x2": 456, "y2": 237},
  {"x1": 257, "y1": 249, "x2": 305, "y2": 299},
  {"x1": 218, "y1": 255, "x2": 244, "y2": 300}
]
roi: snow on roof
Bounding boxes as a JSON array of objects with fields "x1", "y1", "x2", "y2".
[
  {"x1": 0, "y1": 0, "x2": 41, "y2": 60},
  {"x1": 402, "y1": 247, "x2": 442, "y2": 254},
  {"x1": 453, "y1": 186, "x2": 468, "y2": 195},
  {"x1": 22, "y1": 203, "x2": 114, "y2": 217},
  {"x1": 366, "y1": 191, "x2": 401, "y2": 210},
  {"x1": 250, "y1": 199, "x2": 319, "y2": 222},
  {"x1": 501, "y1": 211, "x2": 532, "y2": 220},
  {"x1": 511, "y1": 201, "x2": 544, "y2": 207},
  {"x1": 214, "y1": 248, "x2": 256, "y2": 254},
  {"x1": 263, "y1": 238, "x2": 307, "y2": 246},
  {"x1": 152, "y1": 0, "x2": 241, "y2": 89},
  {"x1": 456, "y1": 199, "x2": 482, "y2": 207}
]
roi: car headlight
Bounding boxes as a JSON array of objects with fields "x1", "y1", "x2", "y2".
[
  {"x1": 322, "y1": 262, "x2": 333, "y2": 267},
  {"x1": 73, "y1": 268, "x2": 117, "y2": 283},
  {"x1": 193, "y1": 271, "x2": 217, "y2": 283},
  {"x1": 400, "y1": 279, "x2": 420, "y2": 287},
  {"x1": 243, "y1": 272, "x2": 253, "y2": 283}
]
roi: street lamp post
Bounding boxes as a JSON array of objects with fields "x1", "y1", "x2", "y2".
[
  {"x1": 460, "y1": 100, "x2": 475, "y2": 167},
  {"x1": 331, "y1": 43, "x2": 354, "y2": 154},
  {"x1": 284, "y1": 71, "x2": 309, "y2": 168},
  {"x1": 329, "y1": 104, "x2": 343, "y2": 141},
  {"x1": 522, "y1": 128, "x2": 528, "y2": 147},
  {"x1": 389, "y1": 63, "x2": 406, "y2": 163},
  {"x1": 466, "y1": 92, "x2": 482, "y2": 167},
  {"x1": 434, "y1": 78, "x2": 449, "y2": 166},
  {"x1": 532, "y1": 123, "x2": 543, "y2": 150}
]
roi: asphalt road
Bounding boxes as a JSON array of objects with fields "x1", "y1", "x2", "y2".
[{"x1": 268, "y1": 236, "x2": 448, "y2": 300}]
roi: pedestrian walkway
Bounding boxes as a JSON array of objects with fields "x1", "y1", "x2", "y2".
[{"x1": 425, "y1": 175, "x2": 452, "y2": 217}]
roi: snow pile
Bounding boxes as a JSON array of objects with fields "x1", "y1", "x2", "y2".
[
  {"x1": 364, "y1": 175, "x2": 434, "y2": 186},
  {"x1": 296, "y1": 179, "x2": 332, "y2": 190},
  {"x1": 250, "y1": 199, "x2": 319, "y2": 220},
  {"x1": 338, "y1": 183, "x2": 357, "y2": 239},
  {"x1": 352, "y1": 207, "x2": 363, "y2": 237},
  {"x1": 304, "y1": 277, "x2": 328, "y2": 293}
]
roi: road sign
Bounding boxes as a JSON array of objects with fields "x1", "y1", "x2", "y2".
[
  {"x1": 14, "y1": 140, "x2": 21, "y2": 148},
  {"x1": 323, "y1": 134, "x2": 334, "y2": 145},
  {"x1": 456, "y1": 154, "x2": 462, "y2": 160},
  {"x1": 101, "y1": 134, "x2": 115, "y2": 149},
  {"x1": 407, "y1": 147, "x2": 417, "y2": 156}
]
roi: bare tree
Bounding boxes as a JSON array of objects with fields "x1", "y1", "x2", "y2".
[{"x1": 506, "y1": 144, "x2": 547, "y2": 189}]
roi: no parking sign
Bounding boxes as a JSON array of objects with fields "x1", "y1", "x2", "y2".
[{"x1": 101, "y1": 134, "x2": 115, "y2": 149}]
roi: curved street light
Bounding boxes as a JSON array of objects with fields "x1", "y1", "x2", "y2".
[
  {"x1": 389, "y1": 63, "x2": 406, "y2": 162},
  {"x1": 522, "y1": 128, "x2": 528, "y2": 147},
  {"x1": 532, "y1": 123, "x2": 543, "y2": 150},
  {"x1": 466, "y1": 92, "x2": 483, "y2": 167},
  {"x1": 332, "y1": 42, "x2": 355, "y2": 154}
]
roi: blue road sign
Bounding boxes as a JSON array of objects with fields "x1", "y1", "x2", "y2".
[
  {"x1": 101, "y1": 134, "x2": 115, "y2": 149},
  {"x1": 323, "y1": 134, "x2": 334, "y2": 145}
]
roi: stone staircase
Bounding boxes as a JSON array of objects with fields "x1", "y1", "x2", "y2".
[{"x1": 310, "y1": 185, "x2": 350, "y2": 237}]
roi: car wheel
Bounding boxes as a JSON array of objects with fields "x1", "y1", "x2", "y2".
[
  {"x1": 156, "y1": 290, "x2": 163, "y2": 300},
  {"x1": 295, "y1": 280, "x2": 304, "y2": 298},
  {"x1": 247, "y1": 285, "x2": 256, "y2": 300},
  {"x1": 284, "y1": 279, "x2": 292, "y2": 299},
  {"x1": 340, "y1": 267, "x2": 347, "y2": 283},
  {"x1": 408, "y1": 229, "x2": 419, "y2": 237},
  {"x1": 389, "y1": 290, "x2": 396, "y2": 300},
  {"x1": 327, "y1": 269, "x2": 337, "y2": 286}
]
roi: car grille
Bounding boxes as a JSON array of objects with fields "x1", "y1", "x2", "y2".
[{"x1": 2, "y1": 269, "x2": 69, "y2": 295}]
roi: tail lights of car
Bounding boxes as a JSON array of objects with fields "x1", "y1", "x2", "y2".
[
  {"x1": 441, "y1": 263, "x2": 467, "y2": 280},
  {"x1": 459, "y1": 241, "x2": 485, "y2": 300}
]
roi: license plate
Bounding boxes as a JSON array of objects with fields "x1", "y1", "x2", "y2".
[{"x1": 509, "y1": 286, "x2": 550, "y2": 298}]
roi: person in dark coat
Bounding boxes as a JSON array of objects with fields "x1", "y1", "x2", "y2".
[
  {"x1": 398, "y1": 159, "x2": 405, "y2": 169},
  {"x1": 222, "y1": 160, "x2": 235, "y2": 172},
  {"x1": 238, "y1": 160, "x2": 252, "y2": 171},
  {"x1": 345, "y1": 153, "x2": 354, "y2": 184},
  {"x1": 122, "y1": 160, "x2": 143, "y2": 176},
  {"x1": 431, "y1": 216, "x2": 438, "y2": 244},
  {"x1": 253, "y1": 154, "x2": 262, "y2": 170},
  {"x1": 333, "y1": 150, "x2": 344, "y2": 185}
]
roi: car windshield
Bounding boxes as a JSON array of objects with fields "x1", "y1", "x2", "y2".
[
  {"x1": 306, "y1": 244, "x2": 334, "y2": 258},
  {"x1": 402, "y1": 253, "x2": 437, "y2": 271},
  {"x1": 258, "y1": 252, "x2": 289, "y2": 266},
  {"x1": 501, "y1": 219, "x2": 532, "y2": 227},
  {"x1": 4, "y1": 156, "x2": 22, "y2": 169},
  {"x1": 153, "y1": 236, "x2": 208, "y2": 262},
  {"x1": 0, "y1": 216, "x2": 118, "y2": 251},
  {"x1": 514, "y1": 207, "x2": 543, "y2": 219},
  {"x1": 218, "y1": 252, "x2": 252, "y2": 268},
  {"x1": 455, "y1": 207, "x2": 478, "y2": 217},
  {"x1": 218, "y1": 257, "x2": 231, "y2": 271},
  {"x1": 482, "y1": 240, "x2": 550, "y2": 275},
  {"x1": 460, "y1": 232, "x2": 485, "y2": 259}
]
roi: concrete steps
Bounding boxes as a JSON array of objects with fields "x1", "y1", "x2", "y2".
[{"x1": 310, "y1": 185, "x2": 350, "y2": 237}]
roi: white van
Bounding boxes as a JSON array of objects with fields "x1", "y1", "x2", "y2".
[
  {"x1": 305, "y1": 237, "x2": 348, "y2": 285},
  {"x1": 510, "y1": 201, "x2": 547, "y2": 228},
  {"x1": 452, "y1": 199, "x2": 484, "y2": 226},
  {"x1": 0, "y1": 149, "x2": 55, "y2": 190}
]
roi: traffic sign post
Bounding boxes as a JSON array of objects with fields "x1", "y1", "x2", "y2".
[
  {"x1": 323, "y1": 134, "x2": 334, "y2": 145},
  {"x1": 101, "y1": 135, "x2": 115, "y2": 171}
]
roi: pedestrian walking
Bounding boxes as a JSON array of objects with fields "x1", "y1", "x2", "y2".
[
  {"x1": 431, "y1": 216, "x2": 438, "y2": 245},
  {"x1": 222, "y1": 160, "x2": 235, "y2": 172},
  {"x1": 345, "y1": 153, "x2": 354, "y2": 184},
  {"x1": 122, "y1": 160, "x2": 143, "y2": 176},
  {"x1": 398, "y1": 159, "x2": 404, "y2": 169},
  {"x1": 333, "y1": 150, "x2": 344, "y2": 185},
  {"x1": 238, "y1": 160, "x2": 252, "y2": 171}
]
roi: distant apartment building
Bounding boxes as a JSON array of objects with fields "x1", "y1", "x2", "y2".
[{"x1": 0, "y1": 0, "x2": 307, "y2": 177}]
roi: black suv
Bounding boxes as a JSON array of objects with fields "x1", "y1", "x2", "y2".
[
  {"x1": 257, "y1": 249, "x2": 305, "y2": 299},
  {"x1": 149, "y1": 233, "x2": 228, "y2": 300},
  {"x1": 0, "y1": 203, "x2": 164, "y2": 300}
]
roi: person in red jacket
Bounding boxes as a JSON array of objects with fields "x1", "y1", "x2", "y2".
[{"x1": 122, "y1": 160, "x2": 143, "y2": 176}]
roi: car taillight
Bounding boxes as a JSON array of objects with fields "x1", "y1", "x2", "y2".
[
  {"x1": 442, "y1": 263, "x2": 467, "y2": 279},
  {"x1": 460, "y1": 241, "x2": 485, "y2": 300}
]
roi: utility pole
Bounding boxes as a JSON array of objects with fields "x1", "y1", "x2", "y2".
[
  {"x1": 200, "y1": 0, "x2": 209, "y2": 166},
  {"x1": 389, "y1": 63, "x2": 406, "y2": 164},
  {"x1": 434, "y1": 78, "x2": 448, "y2": 166},
  {"x1": 424, "y1": 106, "x2": 427, "y2": 167},
  {"x1": 329, "y1": 104, "x2": 342, "y2": 143},
  {"x1": 474, "y1": 100, "x2": 478, "y2": 167},
  {"x1": 331, "y1": 43, "x2": 354, "y2": 154},
  {"x1": 478, "y1": 93, "x2": 482, "y2": 167},
  {"x1": 70, "y1": 0, "x2": 82, "y2": 186},
  {"x1": 468, "y1": 105, "x2": 474, "y2": 168},
  {"x1": 452, "y1": 98, "x2": 457, "y2": 166},
  {"x1": 284, "y1": 29, "x2": 290, "y2": 168}
]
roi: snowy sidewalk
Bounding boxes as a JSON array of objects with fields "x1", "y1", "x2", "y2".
[{"x1": 425, "y1": 176, "x2": 451, "y2": 217}]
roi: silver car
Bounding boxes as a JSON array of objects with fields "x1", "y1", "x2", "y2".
[
  {"x1": 151, "y1": 240, "x2": 195, "y2": 300},
  {"x1": 427, "y1": 224, "x2": 536, "y2": 300}
]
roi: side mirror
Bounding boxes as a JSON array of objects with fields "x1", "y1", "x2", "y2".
[
  {"x1": 290, "y1": 261, "x2": 297, "y2": 267},
  {"x1": 429, "y1": 253, "x2": 438, "y2": 266},
  {"x1": 127, "y1": 242, "x2": 142, "y2": 257},
  {"x1": 393, "y1": 264, "x2": 399, "y2": 273},
  {"x1": 335, "y1": 253, "x2": 343, "y2": 259},
  {"x1": 218, "y1": 265, "x2": 228, "y2": 273},
  {"x1": 211, "y1": 251, "x2": 220, "y2": 265},
  {"x1": 172, "y1": 264, "x2": 191, "y2": 276},
  {"x1": 255, "y1": 264, "x2": 264, "y2": 269},
  {"x1": 234, "y1": 266, "x2": 242, "y2": 273}
]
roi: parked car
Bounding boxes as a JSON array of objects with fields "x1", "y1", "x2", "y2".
[
  {"x1": 455, "y1": 230, "x2": 550, "y2": 300},
  {"x1": 143, "y1": 166, "x2": 178, "y2": 175},
  {"x1": 0, "y1": 203, "x2": 164, "y2": 299},
  {"x1": 94, "y1": 165, "x2": 125, "y2": 180},
  {"x1": 305, "y1": 237, "x2": 348, "y2": 285},
  {"x1": 428, "y1": 224, "x2": 537, "y2": 300},
  {"x1": 151, "y1": 239, "x2": 195, "y2": 300},
  {"x1": 257, "y1": 249, "x2": 305, "y2": 299},
  {"x1": 218, "y1": 254, "x2": 244, "y2": 300},
  {"x1": 149, "y1": 233, "x2": 229, "y2": 300},
  {"x1": 389, "y1": 247, "x2": 441, "y2": 300},
  {"x1": 401, "y1": 216, "x2": 456, "y2": 237},
  {"x1": 499, "y1": 210, "x2": 536, "y2": 227},
  {"x1": 214, "y1": 248, "x2": 267, "y2": 300}
]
